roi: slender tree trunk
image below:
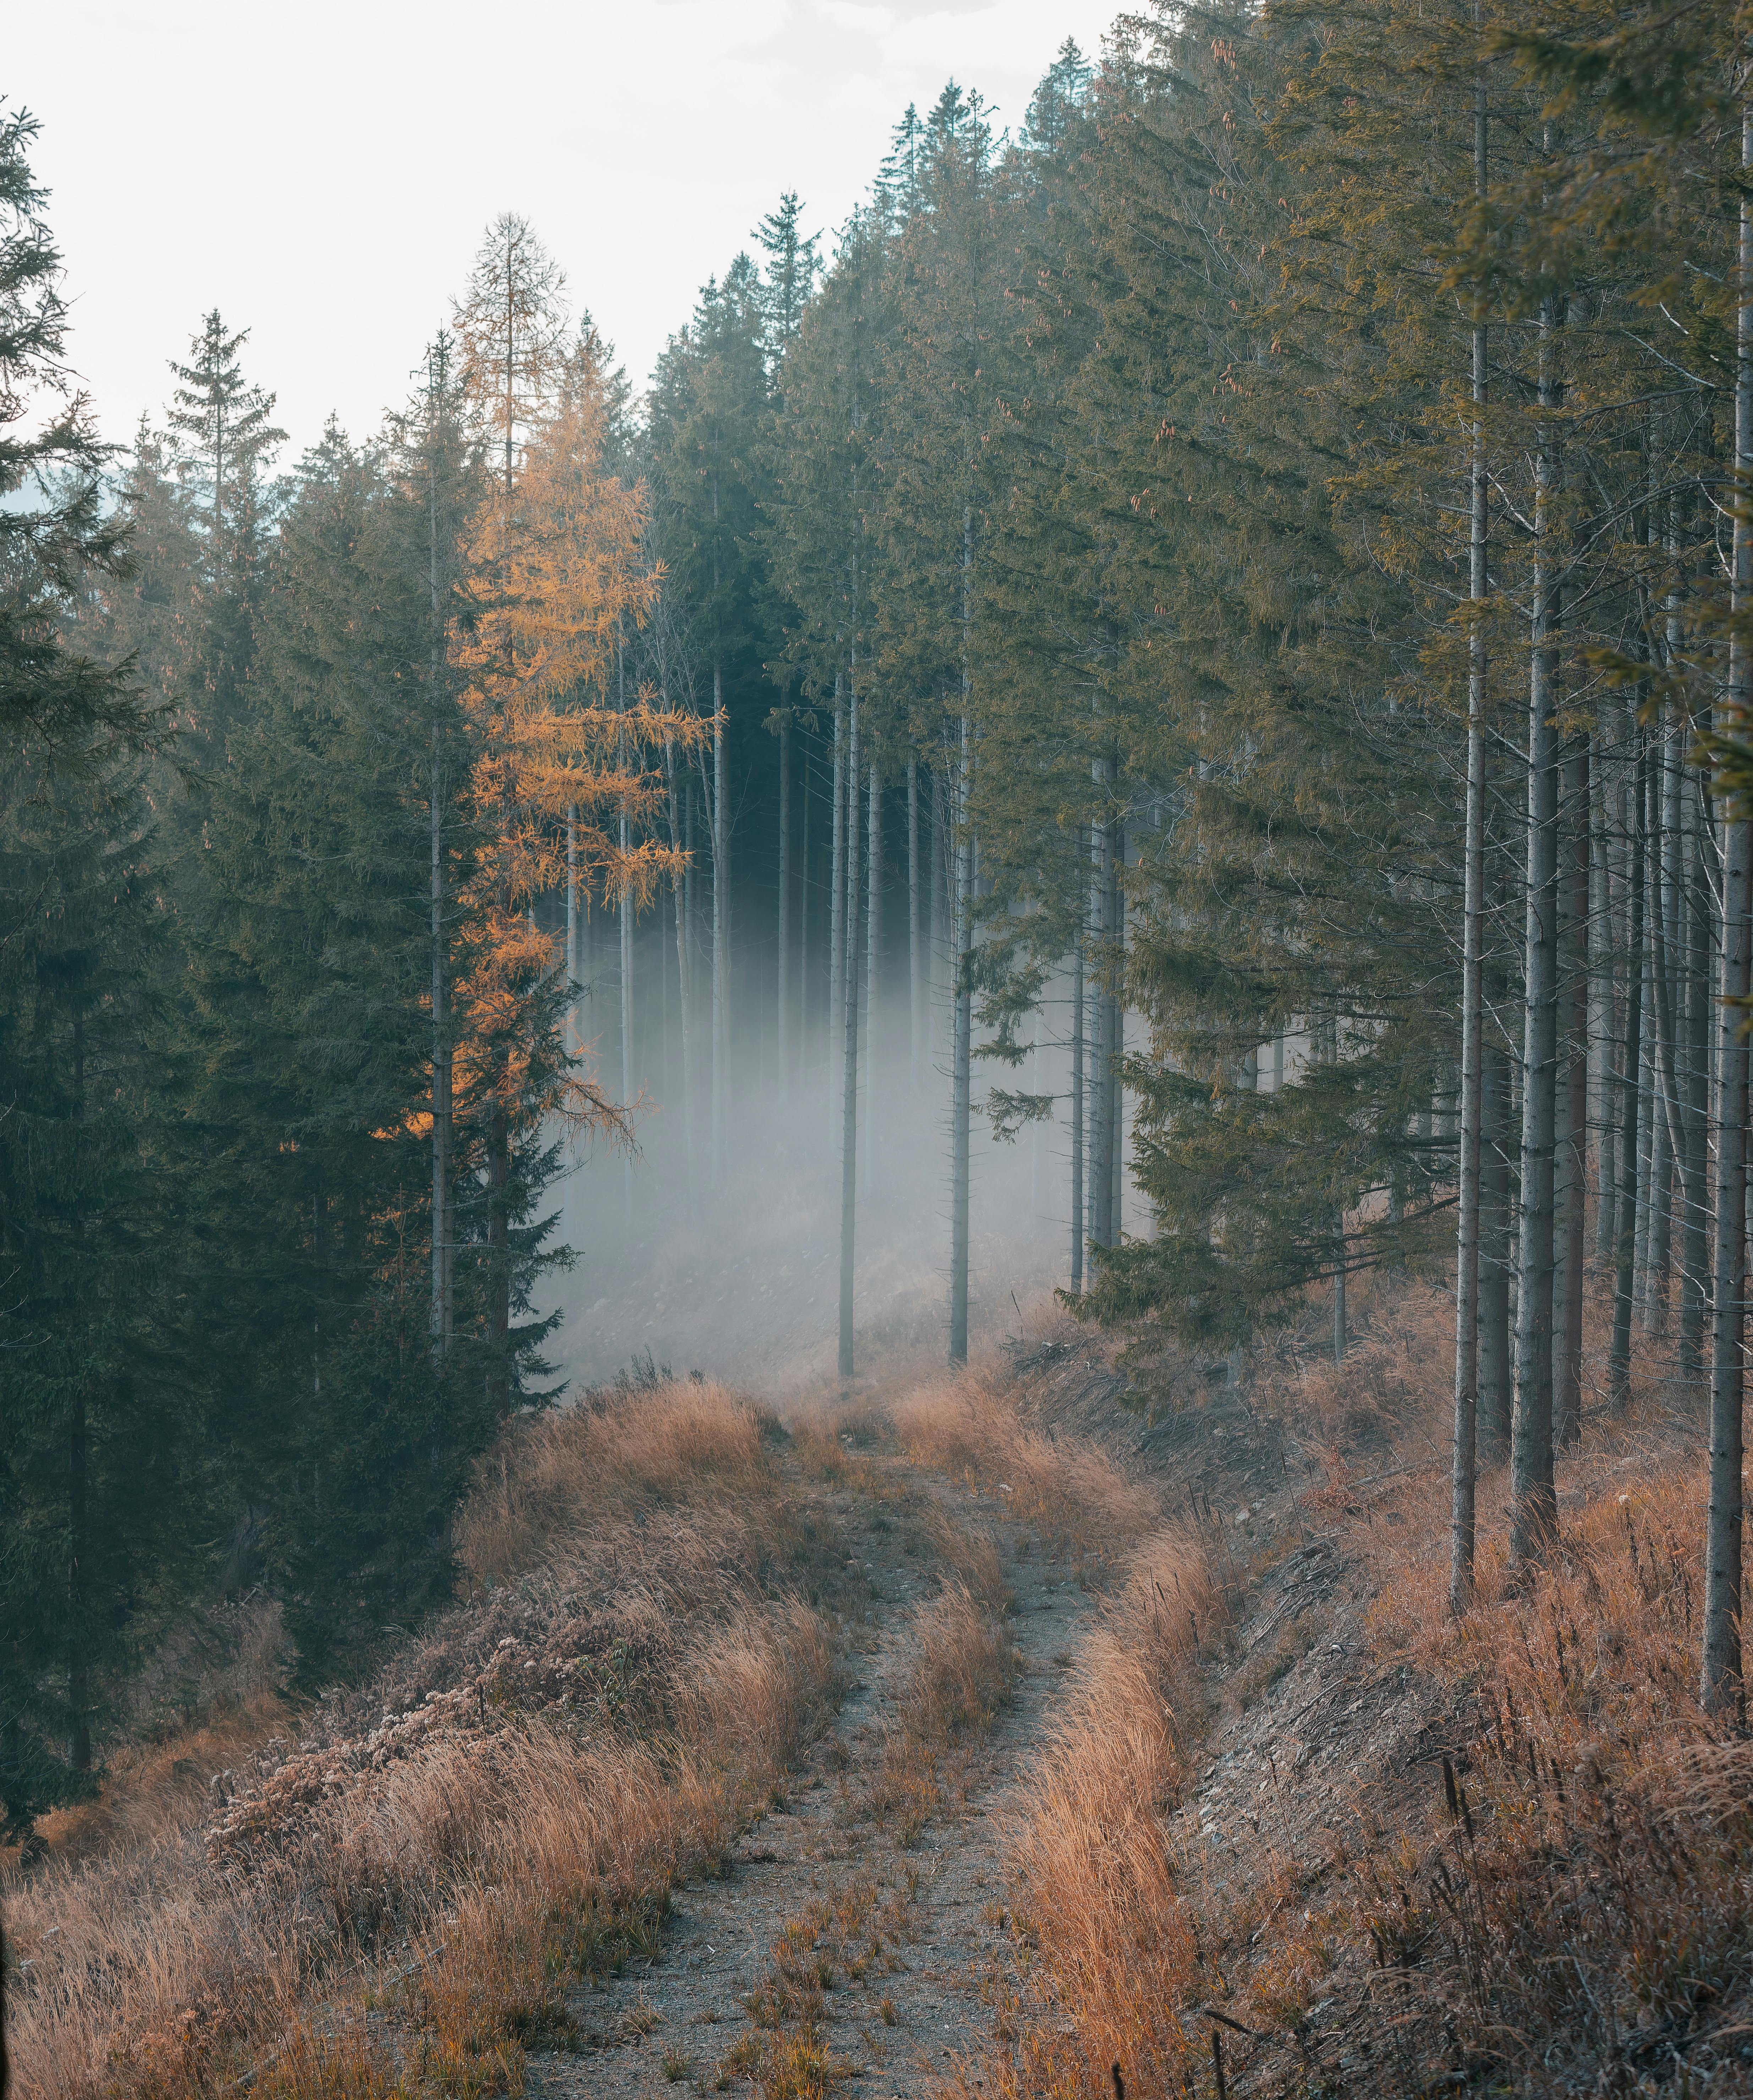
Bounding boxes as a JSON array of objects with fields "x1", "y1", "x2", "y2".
[
  {"x1": 432, "y1": 744, "x2": 453, "y2": 1356},
  {"x1": 839, "y1": 677, "x2": 863, "y2": 1382},
  {"x1": 488, "y1": 1098, "x2": 510, "y2": 1419},
  {"x1": 1510, "y1": 290, "x2": 1562, "y2": 1573},
  {"x1": 620, "y1": 728, "x2": 634, "y2": 1224},
  {"x1": 429, "y1": 451, "x2": 453, "y2": 1355},
  {"x1": 1089, "y1": 782, "x2": 1114, "y2": 1251},
  {"x1": 1703, "y1": 104, "x2": 1753, "y2": 1719},
  {"x1": 778, "y1": 716, "x2": 790, "y2": 1108},
  {"x1": 1030, "y1": 1010, "x2": 1045, "y2": 1215},
  {"x1": 864, "y1": 766, "x2": 883, "y2": 1195},
  {"x1": 68, "y1": 1383, "x2": 88, "y2": 1771},
  {"x1": 711, "y1": 663, "x2": 728, "y2": 1186},
  {"x1": 1593, "y1": 740, "x2": 1620, "y2": 1260},
  {"x1": 1109, "y1": 831, "x2": 1125, "y2": 1245},
  {"x1": 1681, "y1": 747, "x2": 1713, "y2": 1380},
  {"x1": 908, "y1": 757, "x2": 922, "y2": 1090},
  {"x1": 1635, "y1": 933, "x2": 1656, "y2": 1314},
  {"x1": 930, "y1": 764, "x2": 947, "y2": 1075},
  {"x1": 949, "y1": 499, "x2": 976, "y2": 1367},
  {"x1": 665, "y1": 744, "x2": 695, "y2": 1185},
  {"x1": 1452, "y1": 170, "x2": 1489, "y2": 1606},
  {"x1": 1555, "y1": 738, "x2": 1589, "y2": 1447},
  {"x1": 1611, "y1": 736, "x2": 1648, "y2": 1410},
  {"x1": 800, "y1": 738, "x2": 812, "y2": 1103},
  {"x1": 949, "y1": 714, "x2": 974, "y2": 1364},
  {"x1": 1480, "y1": 1038, "x2": 1514, "y2": 1455},
  {"x1": 829, "y1": 678, "x2": 845, "y2": 1151},
  {"x1": 1646, "y1": 741, "x2": 1677, "y2": 1334},
  {"x1": 1070, "y1": 903, "x2": 1085, "y2": 1295}
]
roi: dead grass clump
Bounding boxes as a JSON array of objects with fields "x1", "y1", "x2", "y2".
[
  {"x1": 899, "y1": 1582, "x2": 1017, "y2": 1747},
  {"x1": 455, "y1": 1377, "x2": 774, "y2": 1582},
  {"x1": 919, "y1": 1508, "x2": 1011, "y2": 1616},
  {"x1": 988, "y1": 1526, "x2": 1222, "y2": 2098},
  {"x1": 892, "y1": 1365, "x2": 1157, "y2": 1547},
  {"x1": 866, "y1": 1584, "x2": 1020, "y2": 1848}
]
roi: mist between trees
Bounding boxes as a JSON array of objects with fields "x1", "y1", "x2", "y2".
[{"x1": 5, "y1": 0, "x2": 1753, "y2": 1840}]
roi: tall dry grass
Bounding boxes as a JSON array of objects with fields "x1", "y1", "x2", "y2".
[
  {"x1": 1227, "y1": 1271, "x2": 1753, "y2": 2088},
  {"x1": 892, "y1": 1363, "x2": 1158, "y2": 1549},
  {"x1": 5, "y1": 1379, "x2": 838, "y2": 2100},
  {"x1": 981, "y1": 1526, "x2": 1223, "y2": 2098}
]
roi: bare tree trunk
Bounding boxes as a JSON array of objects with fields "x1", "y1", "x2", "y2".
[
  {"x1": 1593, "y1": 740, "x2": 1620, "y2": 1260},
  {"x1": 711, "y1": 664, "x2": 729, "y2": 1186},
  {"x1": 829, "y1": 678, "x2": 845, "y2": 1151},
  {"x1": 620, "y1": 719, "x2": 634, "y2": 1225},
  {"x1": 949, "y1": 493, "x2": 976, "y2": 1367},
  {"x1": 839, "y1": 679, "x2": 863, "y2": 1382},
  {"x1": 949, "y1": 716, "x2": 974, "y2": 1365},
  {"x1": 1703, "y1": 104, "x2": 1753, "y2": 1719},
  {"x1": 1646, "y1": 740, "x2": 1677, "y2": 1335},
  {"x1": 1030, "y1": 1009, "x2": 1045, "y2": 1215},
  {"x1": 429, "y1": 448, "x2": 453, "y2": 1356},
  {"x1": 778, "y1": 715, "x2": 790, "y2": 1107},
  {"x1": 68, "y1": 1383, "x2": 88, "y2": 1771},
  {"x1": 1480, "y1": 1038, "x2": 1513, "y2": 1455},
  {"x1": 1555, "y1": 738, "x2": 1589, "y2": 1447},
  {"x1": 432, "y1": 741, "x2": 453, "y2": 1356},
  {"x1": 665, "y1": 742, "x2": 695, "y2": 1184},
  {"x1": 930, "y1": 763, "x2": 947, "y2": 1075},
  {"x1": 1681, "y1": 746, "x2": 1712, "y2": 1381},
  {"x1": 1089, "y1": 780, "x2": 1114, "y2": 1251},
  {"x1": 908, "y1": 757, "x2": 922, "y2": 1090},
  {"x1": 1452, "y1": 158, "x2": 1489, "y2": 1608},
  {"x1": 800, "y1": 737, "x2": 812, "y2": 1104},
  {"x1": 1070, "y1": 900, "x2": 1085, "y2": 1295},
  {"x1": 864, "y1": 766, "x2": 883, "y2": 1194},
  {"x1": 1110, "y1": 834, "x2": 1125, "y2": 1244},
  {"x1": 1611, "y1": 735, "x2": 1648, "y2": 1411},
  {"x1": 1510, "y1": 289, "x2": 1562, "y2": 1574}
]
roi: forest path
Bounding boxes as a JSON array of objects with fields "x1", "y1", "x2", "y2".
[{"x1": 524, "y1": 1446, "x2": 1097, "y2": 2098}]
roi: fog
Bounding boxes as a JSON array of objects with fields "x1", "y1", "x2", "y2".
[{"x1": 540, "y1": 964, "x2": 1142, "y2": 1396}]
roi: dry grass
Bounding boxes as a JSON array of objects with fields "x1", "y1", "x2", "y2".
[
  {"x1": 1213, "y1": 1270, "x2": 1753, "y2": 2091},
  {"x1": 891, "y1": 1363, "x2": 1158, "y2": 1551},
  {"x1": 742, "y1": 1874, "x2": 914, "y2": 2095},
  {"x1": 867, "y1": 1579, "x2": 1021, "y2": 1848},
  {"x1": 979, "y1": 1525, "x2": 1225, "y2": 2098},
  {"x1": 454, "y1": 1376, "x2": 776, "y2": 1583},
  {"x1": 5, "y1": 1378, "x2": 840, "y2": 2100}
]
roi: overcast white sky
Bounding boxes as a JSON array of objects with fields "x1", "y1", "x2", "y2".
[{"x1": 15, "y1": 0, "x2": 1127, "y2": 462}]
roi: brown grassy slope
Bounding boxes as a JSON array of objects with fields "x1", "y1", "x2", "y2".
[
  {"x1": 1116, "y1": 1276, "x2": 1753, "y2": 2097},
  {"x1": 4, "y1": 1380, "x2": 846, "y2": 2100},
  {"x1": 910, "y1": 1280, "x2": 1753, "y2": 2099}
]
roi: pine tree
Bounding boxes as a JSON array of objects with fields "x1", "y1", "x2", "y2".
[
  {"x1": 165, "y1": 311, "x2": 286, "y2": 740},
  {"x1": 0, "y1": 104, "x2": 141, "y2": 767}
]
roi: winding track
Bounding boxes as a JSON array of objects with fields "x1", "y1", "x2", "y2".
[{"x1": 525, "y1": 1454, "x2": 1098, "y2": 2099}]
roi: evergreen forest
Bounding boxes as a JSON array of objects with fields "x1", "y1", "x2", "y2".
[{"x1": 9, "y1": 4, "x2": 1753, "y2": 2083}]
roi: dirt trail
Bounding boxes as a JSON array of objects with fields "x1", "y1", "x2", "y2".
[{"x1": 526, "y1": 1452, "x2": 1098, "y2": 2098}]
